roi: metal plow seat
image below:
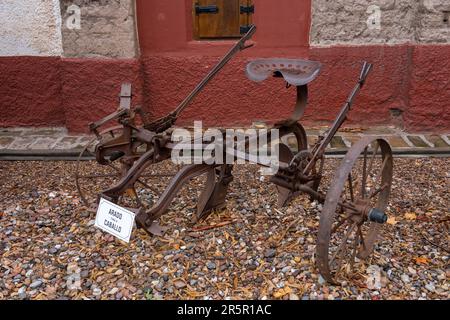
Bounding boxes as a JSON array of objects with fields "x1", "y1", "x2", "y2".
[{"x1": 246, "y1": 58, "x2": 322, "y2": 87}]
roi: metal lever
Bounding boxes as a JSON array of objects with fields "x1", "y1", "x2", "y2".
[
  {"x1": 358, "y1": 61, "x2": 373, "y2": 87},
  {"x1": 241, "y1": 24, "x2": 257, "y2": 44},
  {"x1": 303, "y1": 61, "x2": 375, "y2": 174}
]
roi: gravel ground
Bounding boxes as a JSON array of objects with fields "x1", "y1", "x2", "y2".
[{"x1": 0, "y1": 158, "x2": 448, "y2": 300}]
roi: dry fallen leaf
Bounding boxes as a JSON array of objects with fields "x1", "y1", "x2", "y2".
[
  {"x1": 125, "y1": 188, "x2": 137, "y2": 198},
  {"x1": 414, "y1": 257, "x2": 429, "y2": 265},
  {"x1": 273, "y1": 287, "x2": 292, "y2": 298},
  {"x1": 186, "y1": 290, "x2": 205, "y2": 298},
  {"x1": 404, "y1": 212, "x2": 417, "y2": 220},
  {"x1": 106, "y1": 267, "x2": 116, "y2": 273},
  {"x1": 386, "y1": 217, "x2": 398, "y2": 225}
]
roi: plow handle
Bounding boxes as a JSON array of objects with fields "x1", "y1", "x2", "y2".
[
  {"x1": 358, "y1": 61, "x2": 373, "y2": 87},
  {"x1": 303, "y1": 61, "x2": 374, "y2": 173},
  {"x1": 239, "y1": 24, "x2": 257, "y2": 49}
]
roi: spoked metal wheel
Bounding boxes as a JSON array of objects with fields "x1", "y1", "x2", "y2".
[
  {"x1": 75, "y1": 127, "x2": 173, "y2": 210},
  {"x1": 317, "y1": 137, "x2": 393, "y2": 284}
]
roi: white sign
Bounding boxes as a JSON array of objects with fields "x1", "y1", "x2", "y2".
[{"x1": 95, "y1": 198, "x2": 135, "y2": 243}]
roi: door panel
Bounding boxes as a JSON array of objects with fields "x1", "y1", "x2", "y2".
[{"x1": 194, "y1": 0, "x2": 252, "y2": 39}]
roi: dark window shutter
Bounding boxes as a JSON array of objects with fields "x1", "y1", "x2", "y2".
[{"x1": 193, "y1": 0, "x2": 253, "y2": 39}]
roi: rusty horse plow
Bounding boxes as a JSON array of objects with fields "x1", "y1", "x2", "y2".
[{"x1": 75, "y1": 26, "x2": 393, "y2": 284}]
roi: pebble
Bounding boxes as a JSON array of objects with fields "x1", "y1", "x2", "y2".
[
  {"x1": 401, "y1": 274, "x2": 410, "y2": 283},
  {"x1": 29, "y1": 280, "x2": 43, "y2": 289},
  {"x1": 289, "y1": 293, "x2": 300, "y2": 300},
  {"x1": 247, "y1": 263, "x2": 257, "y2": 271},
  {"x1": 18, "y1": 286, "x2": 27, "y2": 299},
  {"x1": 189, "y1": 280, "x2": 198, "y2": 286},
  {"x1": 425, "y1": 283, "x2": 435, "y2": 292},
  {"x1": 108, "y1": 287, "x2": 119, "y2": 295},
  {"x1": 153, "y1": 292, "x2": 163, "y2": 300},
  {"x1": 174, "y1": 280, "x2": 187, "y2": 289},
  {"x1": 437, "y1": 273, "x2": 446, "y2": 281},
  {"x1": 264, "y1": 249, "x2": 276, "y2": 258},
  {"x1": 206, "y1": 262, "x2": 216, "y2": 270},
  {"x1": 220, "y1": 264, "x2": 228, "y2": 272},
  {"x1": 408, "y1": 267, "x2": 417, "y2": 275},
  {"x1": 291, "y1": 269, "x2": 301, "y2": 277},
  {"x1": 80, "y1": 212, "x2": 90, "y2": 218},
  {"x1": 281, "y1": 266, "x2": 291, "y2": 273},
  {"x1": 92, "y1": 287, "x2": 102, "y2": 296}
]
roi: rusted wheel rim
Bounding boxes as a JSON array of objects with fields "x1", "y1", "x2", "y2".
[{"x1": 316, "y1": 137, "x2": 393, "y2": 284}]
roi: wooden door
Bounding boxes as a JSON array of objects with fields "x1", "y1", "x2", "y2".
[{"x1": 193, "y1": 0, "x2": 253, "y2": 39}]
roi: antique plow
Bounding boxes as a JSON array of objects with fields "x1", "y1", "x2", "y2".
[{"x1": 75, "y1": 25, "x2": 393, "y2": 284}]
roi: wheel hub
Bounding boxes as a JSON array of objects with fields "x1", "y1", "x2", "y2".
[{"x1": 352, "y1": 200, "x2": 388, "y2": 224}]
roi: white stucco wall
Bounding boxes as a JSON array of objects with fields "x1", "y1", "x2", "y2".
[{"x1": 0, "y1": 0, "x2": 63, "y2": 56}]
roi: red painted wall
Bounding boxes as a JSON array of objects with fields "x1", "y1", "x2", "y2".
[
  {"x1": 135, "y1": 0, "x2": 312, "y2": 129},
  {"x1": 407, "y1": 45, "x2": 450, "y2": 131},
  {"x1": 0, "y1": 57, "x2": 143, "y2": 132},
  {"x1": 1, "y1": 1, "x2": 449, "y2": 133},
  {"x1": 136, "y1": 0, "x2": 312, "y2": 53},
  {"x1": 61, "y1": 59, "x2": 143, "y2": 132},
  {"x1": 0, "y1": 57, "x2": 63, "y2": 127},
  {"x1": 307, "y1": 45, "x2": 411, "y2": 127},
  {"x1": 133, "y1": 0, "x2": 449, "y2": 132}
]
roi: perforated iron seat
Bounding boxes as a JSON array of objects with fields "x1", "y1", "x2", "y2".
[{"x1": 246, "y1": 58, "x2": 322, "y2": 87}]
